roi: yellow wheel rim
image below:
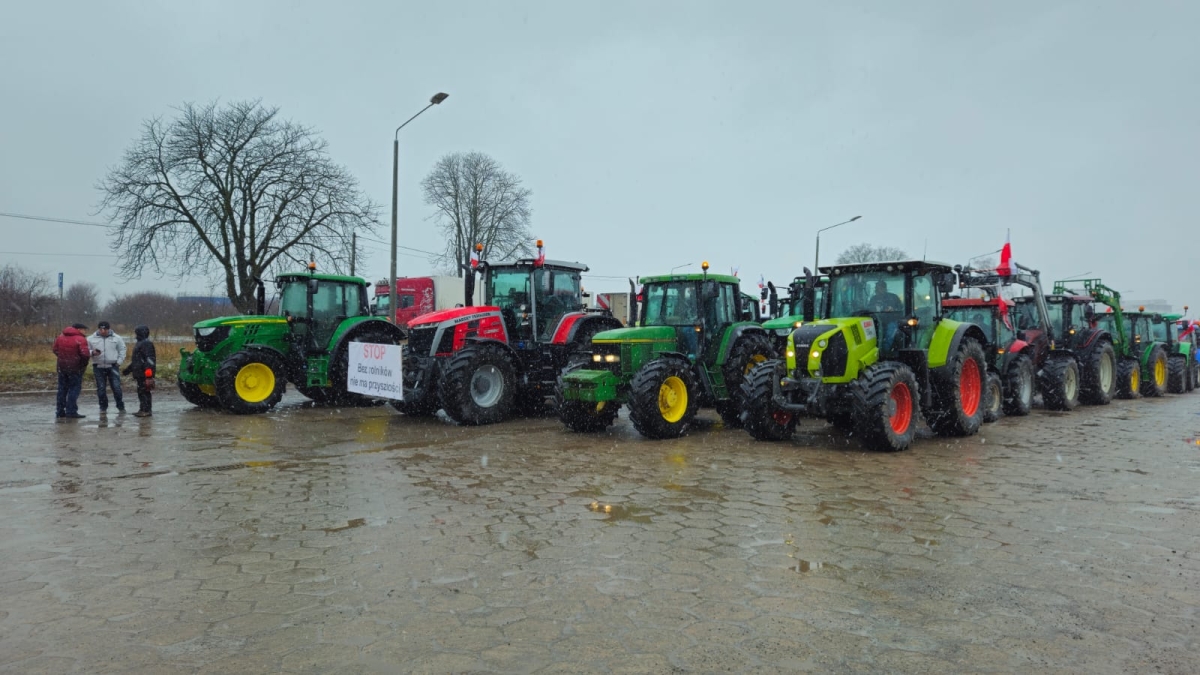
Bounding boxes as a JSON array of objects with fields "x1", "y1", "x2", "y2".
[
  {"x1": 234, "y1": 363, "x2": 276, "y2": 403},
  {"x1": 658, "y1": 376, "x2": 688, "y2": 423},
  {"x1": 1154, "y1": 358, "x2": 1166, "y2": 387},
  {"x1": 744, "y1": 354, "x2": 767, "y2": 375},
  {"x1": 1131, "y1": 367, "x2": 1140, "y2": 393}
]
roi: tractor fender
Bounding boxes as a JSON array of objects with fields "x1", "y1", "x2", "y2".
[
  {"x1": 553, "y1": 312, "x2": 624, "y2": 346},
  {"x1": 716, "y1": 324, "x2": 771, "y2": 366},
  {"x1": 462, "y1": 337, "x2": 522, "y2": 370},
  {"x1": 329, "y1": 319, "x2": 406, "y2": 360},
  {"x1": 1077, "y1": 327, "x2": 1112, "y2": 353},
  {"x1": 930, "y1": 322, "x2": 988, "y2": 374},
  {"x1": 998, "y1": 338, "x2": 1029, "y2": 373}
]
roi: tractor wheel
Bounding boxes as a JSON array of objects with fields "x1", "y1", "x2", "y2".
[
  {"x1": 718, "y1": 333, "x2": 775, "y2": 429},
  {"x1": 982, "y1": 371, "x2": 1003, "y2": 423},
  {"x1": 554, "y1": 354, "x2": 619, "y2": 432},
  {"x1": 214, "y1": 350, "x2": 287, "y2": 414},
  {"x1": 848, "y1": 362, "x2": 919, "y2": 452},
  {"x1": 1167, "y1": 354, "x2": 1188, "y2": 394},
  {"x1": 178, "y1": 379, "x2": 220, "y2": 409},
  {"x1": 1143, "y1": 346, "x2": 1168, "y2": 397},
  {"x1": 741, "y1": 360, "x2": 796, "y2": 442},
  {"x1": 1116, "y1": 357, "x2": 1141, "y2": 399},
  {"x1": 628, "y1": 356, "x2": 699, "y2": 439},
  {"x1": 1040, "y1": 356, "x2": 1080, "y2": 411},
  {"x1": 1188, "y1": 359, "x2": 1197, "y2": 392},
  {"x1": 1002, "y1": 354, "x2": 1035, "y2": 416},
  {"x1": 393, "y1": 346, "x2": 440, "y2": 416},
  {"x1": 1078, "y1": 340, "x2": 1116, "y2": 405},
  {"x1": 439, "y1": 343, "x2": 518, "y2": 425},
  {"x1": 928, "y1": 338, "x2": 986, "y2": 437},
  {"x1": 328, "y1": 327, "x2": 403, "y2": 407}
]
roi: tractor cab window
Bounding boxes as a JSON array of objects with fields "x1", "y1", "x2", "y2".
[
  {"x1": 829, "y1": 271, "x2": 906, "y2": 349},
  {"x1": 373, "y1": 294, "x2": 390, "y2": 313},
  {"x1": 488, "y1": 268, "x2": 532, "y2": 311},
  {"x1": 533, "y1": 268, "x2": 582, "y2": 339},
  {"x1": 1150, "y1": 318, "x2": 1168, "y2": 343},
  {"x1": 911, "y1": 275, "x2": 937, "y2": 348},
  {"x1": 643, "y1": 282, "x2": 700, "y2": 327},
  {"x1": 1043, "y1": 301, "x2": 1069, "y2": 341},
  {"x1": 945, "y1": 307, "x2": 991, "y2": 342},
  {"x1": 280, "y1": 281, "x2": 308, "y2": 317}
]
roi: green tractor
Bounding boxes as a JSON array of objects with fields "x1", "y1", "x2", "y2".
[
  {"x1": 741, "y1": 261, "x2": 988, "y2": 452},
  {"x1": 177, "y1": 268, "x2": 405, "y2": 414},
  {"x1": 1162, "y1": 310, "x2": 1198, "y2": 391},
  {"x1": 1054, "y1": 279, "x2": 1165, "y2": 398},
  {"x1": 760, "y1": 270, "x2": 828, "y2": 354},
  {"x1": 557, "y1": 264, "x2": 775, "y2": 438}
]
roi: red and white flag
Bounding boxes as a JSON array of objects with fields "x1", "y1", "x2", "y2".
[
  {"x1": 757, "y1": 274, "x2": 765, "y2": 290},
  {"x1": 534, "y1": 240, "x2": 545, "y2": 267},
  {"x1": 996, "y1": 232, "x2": 1012, "y2": 277},
  {"x1": 469, "y1": 249, "x2": 479, "y2": 269}
]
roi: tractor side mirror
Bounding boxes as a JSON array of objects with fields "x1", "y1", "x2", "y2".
[
  {"x1": 700, "y1": 280, "x2": 719, "y2": 300},
  {"x1": 307, "y1": 278, "x2": 319, "y2": 294},
  {"x1": 936, "y1": 272, "x2": 956, "y2": 295}
]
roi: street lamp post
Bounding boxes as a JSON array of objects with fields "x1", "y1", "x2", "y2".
[
  {"x1": 389, "y1": 92, "x2": 449, "y2": 323},
  {"x1": 814, "y1": 215, "x2": 862, "y2": 272}
]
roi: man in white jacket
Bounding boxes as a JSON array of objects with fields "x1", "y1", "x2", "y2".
[{"x1": 87, "y1": 321, "x2": 127, "y2": 414}]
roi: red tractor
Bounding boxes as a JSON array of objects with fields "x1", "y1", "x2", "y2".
[{"x1": 395, "y1": 242, "x2": 623, "y2": 425}]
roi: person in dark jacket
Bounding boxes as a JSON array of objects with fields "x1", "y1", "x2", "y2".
[
  {"x1": 53, "y1": 323, "x2": 91, "y2": 419},
  {"x1": 123, "y1": 325, "x2": 156, "y2": 417}
]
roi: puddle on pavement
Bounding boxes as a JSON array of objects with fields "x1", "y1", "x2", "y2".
[{"x1": 587, "y1": 501, "x2": 656, "y2": 523}]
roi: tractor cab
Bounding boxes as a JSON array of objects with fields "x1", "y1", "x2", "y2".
[
  {"x1": 482, "y1": 259, "x2": 587, "y2": 345},
  {"x1": 822, "y1": 261, "x2": 953, "y2": 357},
  {"x1": 278, "y1": 272, "x2": 371, "y2": 354},
  {"x1": 942, "y1": 297, "x2": 1018, "y2": 352}
]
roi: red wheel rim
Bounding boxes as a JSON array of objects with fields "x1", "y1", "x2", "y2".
[
  {"x1": 771, "y1": 410, "x2": 793, "y2": 426},
  {"x1": 889, "y1": 381, "x2": 912, "y2": 434},
  {"x1": 960, "y1": 358, "x2": 981, "y2": 416}
]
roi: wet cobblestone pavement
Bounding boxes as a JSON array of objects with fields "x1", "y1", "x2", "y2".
[{"x1": 1, "y1": 390, "x2": 1198, "y2": 673}]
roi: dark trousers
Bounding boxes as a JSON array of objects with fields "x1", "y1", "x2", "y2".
[
  {"x1": 135, "y1": 377, "x2": 152, "y2": 413},
  {"x1": 56, "y1": 371, "x2": 83, "y2": 416},
  {"x1": 93, "y1": 366, "x2": 124, "y2": 411}
]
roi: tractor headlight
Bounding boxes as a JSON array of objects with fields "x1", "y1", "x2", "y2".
[
  {"x1": 775, "y1": 328, "x2": 790, "y2": 336},
  {"x1": 786, "y1": 350, "x2": 795, "y2": 359},
  {"x1": 810, "y1": 350, "x2": 821, "y2": 360},
  {"x1": 592, "y1": 353, "x2": 603, "y2": 362},
  {"x1": 793, "y1": 321, "x2": 803, "y2": 328},
  {"x1": 197, "y1": 327, "x2": 217, "y2": 337},
  {"x1": 604, "y1": 354, "x2": 619, "y2": 363}
]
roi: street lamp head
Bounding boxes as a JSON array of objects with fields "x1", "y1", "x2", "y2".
[
  {"x1": 850, "y1": 215, "x2": 862, "y2": 222},
  {"x1": 431, "y1": 92, "x2": 449, "y2": 105}
]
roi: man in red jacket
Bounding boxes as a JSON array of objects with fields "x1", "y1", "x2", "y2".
[{"x1": 53, "y1": 323, "x2": 91, "y2": 419}]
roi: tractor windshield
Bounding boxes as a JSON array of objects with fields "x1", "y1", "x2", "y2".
[
  {"x1": 532, "y1": 267, "x2": 582, "y2": 339},
  {"x1": 828, "y1": 272, "x2": 906, "y2": 317},
  {"x1": 642, "y1": 281, "x2": 701, "y2": 326},
  {"x1": 280, "y1": 281, "x2": 308, "y2": 317},
  {"x1": 1043, "y1": 301, "x2": 1069, "y2": 340},
  {"x1": 1151, "y1": 320, "x2": 1169, "y2": 343},
  {"x1": 945, "y1": 306, "x2": 997, "y2": 344},
  {"x1": 487, "y1": 268, "x2": 533, "y2": 312}
]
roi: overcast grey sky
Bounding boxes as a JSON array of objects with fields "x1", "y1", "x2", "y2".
[{"x1": 1, "y1": 0, "x2": 1197, "y2": 309}]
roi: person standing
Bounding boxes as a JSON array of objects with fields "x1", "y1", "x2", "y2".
[
  {"x1": 53, "y1": 323, "x2": 91, "y2": 419},
  {"x1": 87, "y1": 320, "x2": 127, "y2": 414},
  {"x1": 123, "y1": 325, "x2": 156, "y2": 417}
]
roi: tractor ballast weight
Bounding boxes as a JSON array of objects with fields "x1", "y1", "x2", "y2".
[
  {"x1": 177, "y1": 269, "x2": 405, "y2": 414},
  {"x1": 557, "y1": 266, "x2": 775, "y2": 438},
  {"x1": 741, "y1": 260, "x2": 989, "y2": 452},
  {"x1": 398, "y1": 242, "x2": 623, "y2": 425}
]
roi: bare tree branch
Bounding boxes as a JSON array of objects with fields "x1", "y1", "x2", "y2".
[
  {"x1": 836, "y1": 243, "x2": 910, "y2": 264},
  {"x1": 97, "y1": 100, "x2": 381, "y2": 313}
]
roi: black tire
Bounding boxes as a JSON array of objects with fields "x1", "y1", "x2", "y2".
[
  {"x1": 1040, "y1": 356, "x2": 1080, "y2": 411},
  {"x1": 718, "y1": 333, "x2": 775, "y2": 429},
  {"x1": 214, "y1": 350, "x2": 287, "y2": 414},
  {"x1": 1002, "y1": 354, "x2": 1035, "y2": 416},
  {"x1": 439, "y1": 343, "x2": 518, "y2": 425},
  {"x1": 982, "y1": 371, "x2": 1003, "y2": 423},
  {"x1": 627, "y1": 357, "x2": 699, "y2": 439},
  {"x1": 393, "y1": 346, "x2": 440, "y2": 416},
  {"x1": 178, "y1": 379, "x2": 221, "y2": 408},
  {"x1": 328, "y1": 327, "x2": 404, "y2": 407},
  {"x1": 555, "y1": 356, "x2": 620, "y2": 433},
  {"x1": 1078, "y1": 340, "x2": 1116, "y2": 405},
  {"x1": 1116, "y1": 357, "x2": 1141, "y2": 399},
  {"x1": 1167, "y1": 354, "x2": 1188, "y2": 394},
  {"x1": 1188, "y1": 359, "x2": 1197, "y2": 392},
  {"x1": 1142, "y1": 346, "x2": 1168, "y2": 397},
  {"x1": 848, "y1": 362, "x2": 919, "y2": 452},
  {"x1": 740, "y1": 360, "x2": 796, "y2": 442},
  {"x1": 928, "y1": 338, "x2": 986, "y2": 437}
]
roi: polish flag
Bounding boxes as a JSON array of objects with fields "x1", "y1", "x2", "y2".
[
  {"x1": 534, "y1": 240, "x2": 545, "y2": 267},
  {"x1": 758, "y1": 274, "x2": 765, "y2": 290},
  {"x1": 731, "y1": 266, "x2": 739, "y2": 278},
  {"x1": 996, "y1": 233, "x2": 1012, "y2": 277},
  {"x1": 469, "y1": 249, "x2": 479, "y2": 270}
]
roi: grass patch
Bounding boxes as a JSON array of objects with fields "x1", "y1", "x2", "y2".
[{"x1": 0, "y1": 343, "x2": 181, "y2": 393}]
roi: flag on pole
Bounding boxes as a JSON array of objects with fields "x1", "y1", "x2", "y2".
[
  {"x1": 534, "y1": 239, "x2": 545, "y2": 267},
  {"x1": 469, "y1": 249, "x2": 479, "y2": 269},
  {"x1": 996, "y1": 231, "x2": 1012, "y2": 277},
  {"x1": 757, "y1": 274, "x2": 765, "y2": 290},
  {"x1": 731, "y1": 266, "x2": 739, "y2": 278}
]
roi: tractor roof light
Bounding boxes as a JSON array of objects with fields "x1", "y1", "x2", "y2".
[
  {"x1": 701, "y1": 261, "x2": 709, "y2": 271},
  {"x1": 1139, "y1": 305, "x2": 1145, "y2": 312},
  {"x1": 308, "y1": 261, "x2": 317, "y2": 271},
  {"x1": 536, "y1": 239, "x2": 544, "y2": 248}
]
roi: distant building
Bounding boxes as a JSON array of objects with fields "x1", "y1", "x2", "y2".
[{"x1": 1127, "y1": 299, "x2": 1172, "y2": 313}]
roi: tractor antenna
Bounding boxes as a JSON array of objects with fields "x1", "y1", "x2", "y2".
[{"x1": 923, "y1": 238, "x2": 927, "y2": 261}]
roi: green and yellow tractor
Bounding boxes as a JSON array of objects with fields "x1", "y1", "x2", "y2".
[
  {"x1": 1162, "y1": 310, "x2": 1198, "y2": 391},
  {"x1": 1055, "y1": 279, "x2": 1165, "y2": 398},
  {"x1": 177, "y1": 268, "x2": 405, "y2": 414},
  {"x1": 557, "y1": 264, "x2": 775, "y2": 438},
  {"x1": 741, "y1": 261, "x2": 988, "y2": 452},
  {"x1": 760, "y1": 270, "x2": 827, "y2": 354}
]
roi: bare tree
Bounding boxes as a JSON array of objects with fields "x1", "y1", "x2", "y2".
[
  {"x1": 0, "y1": 265, "x2": 54, "y2": 327},
  {"x1": 98, "y1": 100, "x2": 380, "y2": 313},
  {"x1": 63, "y1": 282, "x2": 100, "y2": 324},
  {"x1": 836, "y1": 243, "x2": 910, "y2": 264},
  {"x1": 421, "y1": 152, "x2": 534, "y2": 276}
]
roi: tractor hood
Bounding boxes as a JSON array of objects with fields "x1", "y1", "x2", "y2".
[
  {"x1": 590, "y1": 325, "x2": 677, "y2": 343},
  {"x1": 408, "y1": 305, "x2": 501, "y2": 329},
  {"x1": 762, "y1": 314, "x2": 804, "y2": 334},
  {"x1": 192, "y1": 315, "x2": 288, "y2": 329},
  {"x1": 786, "y1": 318, "x2": 878, "y2": 382}
]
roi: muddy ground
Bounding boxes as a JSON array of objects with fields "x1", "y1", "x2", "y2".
[{"x1": 0, "y1": 389, "x2": 1197, "y2": 673}]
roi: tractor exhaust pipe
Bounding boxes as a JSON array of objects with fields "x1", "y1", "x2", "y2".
[
  {"x1": 766, "y1": 281, "x2": 779, "y2": 317},
  {"x1": 628, "y1": 277, "x2": 638, "y2": 326},
  {"x1": 254, "y1": 277, "x2": 265, "y2": 315}
]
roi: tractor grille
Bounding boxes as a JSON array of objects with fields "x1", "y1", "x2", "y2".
[
  {"x1": 820, "y1": 332, "x2": 849, "y2": 378},
  {"x1": 408, "y1": 326, "x2": 437, "y2": 356}
]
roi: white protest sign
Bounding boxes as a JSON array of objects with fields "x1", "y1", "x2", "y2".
[{"x1": 347, "y1": 341, "x2": 404, "y2": 400}]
